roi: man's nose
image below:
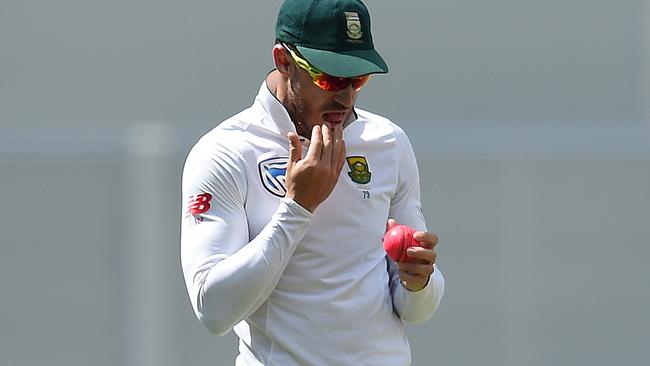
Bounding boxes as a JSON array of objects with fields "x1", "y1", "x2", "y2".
[{"x1": 335, "y1": 84, "x2": 357, "y2": 107}]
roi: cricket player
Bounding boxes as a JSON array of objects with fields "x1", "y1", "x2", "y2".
[{"x1": 181, "y1": 0, "x2": 444, "y2": 364}]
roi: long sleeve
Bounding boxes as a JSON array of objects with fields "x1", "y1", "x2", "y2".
[
  {"x1": 387, "y1": 126, "x2": 445, "y2": 322},
  {"x1": 180, "y1": 141, "x2": 312, "y2": 336},
  {"x1": 387, "y1": 260, "x2": 445, "y2": 323}
]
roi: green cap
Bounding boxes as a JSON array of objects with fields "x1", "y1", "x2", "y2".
[{"x1": 275, "y1": 0, "x2": 388, "y2": 78}]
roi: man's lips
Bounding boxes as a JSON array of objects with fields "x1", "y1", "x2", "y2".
[{"x1": 323, "y1": 112, "x2": 346, "y2": 124}]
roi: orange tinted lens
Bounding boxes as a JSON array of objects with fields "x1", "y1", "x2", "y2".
[
  {"x1": 351, "y1": 75, "x2": 370, "y2": 90},
  {"x1": 313, "y1": 74, "x2": 370, "y2": 92},
  {"x1": 313, "y1": 75, "x2": 340, "y2": 91}
]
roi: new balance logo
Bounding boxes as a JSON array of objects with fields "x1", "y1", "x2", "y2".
[{"x1": 187, "y1": 193, "x2": 212, "y2": 217}]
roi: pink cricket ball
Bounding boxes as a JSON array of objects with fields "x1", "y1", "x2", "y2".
[{"x1": 383, "y1": 224, "x2": 421, "y2": 263}]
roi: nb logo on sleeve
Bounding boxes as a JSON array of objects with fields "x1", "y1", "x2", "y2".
[{"x1": 186, "y1": 193, "x2": 212, "y2": 218}]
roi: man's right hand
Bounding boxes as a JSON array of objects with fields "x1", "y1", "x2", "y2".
[{"x1": 285, "y1": 123, "x2": 346, "y2": 213}]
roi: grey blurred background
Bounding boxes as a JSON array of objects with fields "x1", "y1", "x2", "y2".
[{"x1": 1, "y1": 0, "x2": 649, "y2": 365}]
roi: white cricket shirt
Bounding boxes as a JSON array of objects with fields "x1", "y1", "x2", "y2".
[{"x1": 181, "y1": 81, "x2": 444, "y2": 366}]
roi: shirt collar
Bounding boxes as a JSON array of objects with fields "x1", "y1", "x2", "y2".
[{"x1": 252, "y1": 78, "x2": 297, "y2": 137}]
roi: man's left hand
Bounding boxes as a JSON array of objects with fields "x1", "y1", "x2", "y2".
[{"x1": 386, "y1": 219, "x2": 438, "y2": 292}]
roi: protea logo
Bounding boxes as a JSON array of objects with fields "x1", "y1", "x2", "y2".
[
  {"x1": 346, "y1": 156, "x2": 371, "y2": 184},
  {"x1": 258, "y1": 157, "x2": 288, "y2": 197},
  {"x1": 345, "y1": 12, "x2": 363, "y2": 40}
]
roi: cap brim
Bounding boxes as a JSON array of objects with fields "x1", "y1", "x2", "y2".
[{"x1": 296, "y1": 46, "x2": 388, "y2": 78}]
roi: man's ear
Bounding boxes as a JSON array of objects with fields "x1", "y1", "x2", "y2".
[{"x1": 273, "y1": 44, "x2": 292, "y2": 75}]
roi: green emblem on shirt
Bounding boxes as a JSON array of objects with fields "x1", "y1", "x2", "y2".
[{"x1": 346, "y1": 156, "x2": 371, "y2": 184}]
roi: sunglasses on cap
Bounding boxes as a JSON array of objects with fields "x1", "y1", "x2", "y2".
[{"x1": 282, "y1": 43, "x2": 371, "y2": 93}]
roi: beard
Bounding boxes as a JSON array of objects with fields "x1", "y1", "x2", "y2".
[{"x1": 284, "y1": 82, "x2": 313, "y2": 138}]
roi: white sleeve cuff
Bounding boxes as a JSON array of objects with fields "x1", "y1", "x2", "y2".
[
  {"x1": 281, "y1": 197, "x2": 313, "y2": 219},
  {"x1": 393, "y1": 265, "x2": 445, "y2": 323}
]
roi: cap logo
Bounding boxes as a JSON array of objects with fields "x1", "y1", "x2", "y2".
[{"x1": 345, "y1": 12, "x2": 363, "y2": 42}]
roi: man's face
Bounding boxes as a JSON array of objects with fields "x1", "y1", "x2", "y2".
[{"x1": 284, "y1": 62, "x2": 359, "y2": 138}]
